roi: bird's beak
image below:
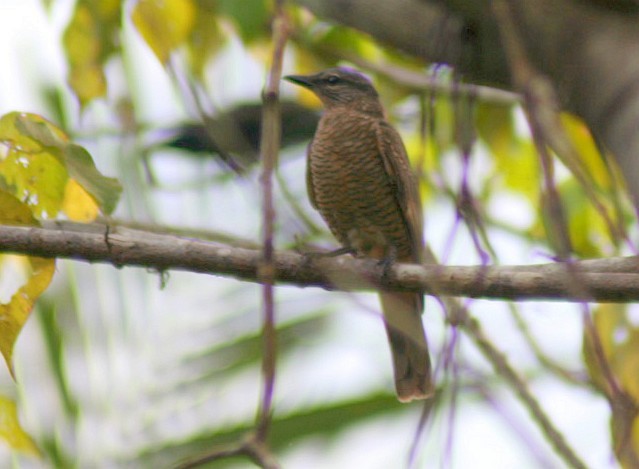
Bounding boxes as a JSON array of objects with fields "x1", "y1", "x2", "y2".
[{"x1": 283, "y1": 74, "x2": 314, "y2": 89}]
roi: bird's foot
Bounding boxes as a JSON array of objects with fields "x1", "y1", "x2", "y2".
[{"x1": 377, "y1": 246, "x2": 398, "y2": 285}]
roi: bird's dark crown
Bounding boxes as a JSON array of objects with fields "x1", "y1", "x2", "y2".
[{"x1": 284, "y1": 67, "x2": 381, "y2": 110}]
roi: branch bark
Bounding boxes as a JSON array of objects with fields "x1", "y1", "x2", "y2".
[{"x1": 5, "y1": 222, "x2": 639, "y2": 302}]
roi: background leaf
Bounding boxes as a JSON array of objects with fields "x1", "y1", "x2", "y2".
[
  {"x1": 132, "y1": 0, "x2": 196, "y2": 65},
  {"x1": 62, "y1": 0, "x2": 122, "y2": 107},
  {"x1": 11, "y1": 112, "x2": 122, "y2": 216},
  {"x1": 217, "y1": 0, "x2": 270, "y2": 44},
  {"x1": 0, "y1": 255, "x2": 55, "y2": 377},
  {"x1": 0, "y1": 396, "x2": 40, "y2": 456}
]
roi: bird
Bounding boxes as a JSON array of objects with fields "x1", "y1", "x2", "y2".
[
  {"x1": 154, "y1": 101, "x2": 319, "y2": 172},
  {"x1": 284, "y1": 67, "x2": 433, "y2": 402}
]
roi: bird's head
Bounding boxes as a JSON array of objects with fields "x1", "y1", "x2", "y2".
[{"x1": 284, "y1": 68, "x2": 382, "y2": 114}]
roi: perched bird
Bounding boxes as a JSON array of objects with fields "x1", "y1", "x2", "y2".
[{"x1": 284, "y1": 68, "x2": 433, "y2": 402}]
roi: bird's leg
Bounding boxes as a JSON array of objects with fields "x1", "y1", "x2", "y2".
[
  {"x1": 293, "y1": 237, "x2": 355, "y2": 274},
  {"x1": 294, "y1": 245, "x2": 355, "y2": 276},
  {"x1": 378, "y1": 245, "x2": 398, "y2": 285}
]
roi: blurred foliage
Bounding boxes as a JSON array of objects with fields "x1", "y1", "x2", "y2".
[
  {"x1": 0, "y1": 111, "x2": 120, "y2": 454},
  {"x1": 0, "y1": 192, "x2": 55, "y2": 378},
  {"x1": 63, "y1": 0, "x2": 122, "y2": 108},
  {"x1": 132, "y1": 0, "x2": 197, "y2": 66},
  {"x1": 0, "y1": 113, "x2": 121, "y2": 216},
  {"x1": 2, "y1": 0, "x2": 638, "y2": 467},
  {"x1": 584, "y1": 304, "x2": 639, "y2": 467},
  {"x1": 0, "y1": 396, "x2": 40, "y2": 456},
  {"x1": 139, "y1": 393, "x2": 403, "y2": 467},
  {"x1": 476, "y1": 102, "x2": 540, "y2": 201},
  {"x1": 0, "y1": 111, "x2": 120, "y2": 375},
  {"x1": 586, "y1": 305, "x2": 639, "y2": 401}
]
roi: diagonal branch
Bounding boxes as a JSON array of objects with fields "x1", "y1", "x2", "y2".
[{"x1": 2, "y1": 222, "x2": 639, "y2": 302}]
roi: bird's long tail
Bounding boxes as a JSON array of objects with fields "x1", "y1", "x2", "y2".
[{"x1": 379, "y1": 291, "x2": 433, "y2": 402}]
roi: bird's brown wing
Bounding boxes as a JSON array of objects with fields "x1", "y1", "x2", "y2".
[
  {"x1": 374, "y1": 120, "x2": 425, "y2": 264},
  {"x1": 375, "y1": 121, "x2": 432, "y2": 400}
]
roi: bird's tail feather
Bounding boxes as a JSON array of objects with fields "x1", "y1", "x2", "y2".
[{"x1": 379, "y1": 291, "x2": 433, "y2": 402}]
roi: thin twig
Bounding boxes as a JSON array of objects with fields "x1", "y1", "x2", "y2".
[{"x1": 254, "y1": 0, "x2": 289, "y2": 455}]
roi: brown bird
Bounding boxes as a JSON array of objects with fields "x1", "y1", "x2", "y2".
[{"x1": 284, "y1": 68, "x2": 433, "y2": 402}]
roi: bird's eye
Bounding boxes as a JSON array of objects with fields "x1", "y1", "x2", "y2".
[{"x1": 326, "y1": 75, "x2": 340, "y2": 85}]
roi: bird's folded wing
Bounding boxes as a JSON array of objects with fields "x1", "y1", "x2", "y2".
[{"x1": 374, "y1": 121, "x2": 425, "y2": 264}]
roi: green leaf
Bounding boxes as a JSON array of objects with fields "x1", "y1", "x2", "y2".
[
  {"x1": 182, "y1": 313, "x2": 330, "y2": 382},
  {"x1": 62, "y1": 145, "x2": 122, "y2": 215},
  {"x1": 136, "y1": 393, "x2": 401, "y2": 466},
  {"x1": 217, "y1": 0, "x2": 270, "y2": 43}
]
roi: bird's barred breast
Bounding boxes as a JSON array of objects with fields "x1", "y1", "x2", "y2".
[{"x1": 309, "y1": 111, "x2": 413, "y2": 260}]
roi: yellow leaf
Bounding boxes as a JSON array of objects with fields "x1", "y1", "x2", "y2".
[
  {"x1": 62, "y1": 179, "x2": 99, "y2": 222},
  {"x1": 633, "y1": 417, "x2": 639, "y2": 463},
  {"x1": 476, "y1": 103, "x2": 540, "y2": 201},
  {"x1": 585, "y1": 304, "x2": 639, "y2": 402},
  {"x1": 0, "y1": 192, "x2": 52, "y2": 378},
  {"x1": 63, "y1": 1, "x2": 122, "y2": 107},
  {"x1": 0, "y1": 256, "x2": 55, "y2": 378},
  {"x1": 617, "y1": 329, "x2": 639, "y2": 401},
  {"x1": 404, "y1": 133, "x2": 435, "y2": 202},
  {"x1": 430, "y1": 94, "x2": 456, "y2": 153},
  {"x1": 186, "y1": 9, "x2": 226, "y2": 79},
  {"x1": 561, "y1": 113, "x2": 611, "y2": 190},
  {"x1": 0, "y1": 113, "x2": 68, "y2": 218},
  {"x1": 0, "y1": 396, "x2": 40, "y2": 456},
  {"x1": 0, "y1": 192, "x2": 37, "y2": 227},
  {"x1": 67, "y1": 65, "x2": 107, "y2": 107},
  {"x1": 0, "y1": 112, "x2": 122, "y2": 218},
  {"x1": 132, "y1": 0, "x2": 196, "y2": 65},
  {"x1": 288, "y1": 45, "x2": 331, "y2": 108},
  {"x1": 476, "y1": 103, "x2": 515, "y2": 156}
]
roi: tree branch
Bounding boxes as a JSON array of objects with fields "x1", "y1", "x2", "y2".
[{"x1": 3, "y1": 222, "x2": 639, "y2": 302}]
